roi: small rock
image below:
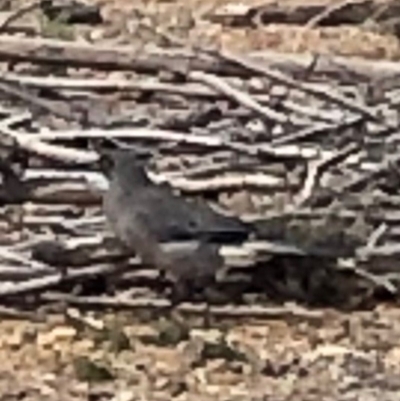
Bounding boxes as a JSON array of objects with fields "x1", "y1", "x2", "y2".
[
  {"x1": 384, "y1": 347, "x2": 400, "y2": 372},
  {"x1": 190, "y1": 329, "x2": 223, "y2": 343},
  {"x1": 110, "y1": 390, "x2": 135, "y2": 401},
  {"x1": 6, "y1": 329, "x2": 24, "y2": 349}
]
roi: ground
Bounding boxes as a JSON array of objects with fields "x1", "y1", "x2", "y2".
[
  {"x1": 2, "y1": 0, "x2": 400, "y2": 400},
  {"x1": 94, "y1": 0, "x2": 400, "y2": 58},
  {"x1": 2, "y1": 305, "x2": 400, "y2": 400}
]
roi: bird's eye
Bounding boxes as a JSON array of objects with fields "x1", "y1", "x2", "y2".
[
  {"x1": 98, "y1": 154, "x2": 115, "y2": 176},
  {"x1": 188, "y1": 219, "x2": 198, "y2": 229}
]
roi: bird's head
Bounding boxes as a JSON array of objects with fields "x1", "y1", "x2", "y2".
[{"x1": 97, "y1": 148, "x2": 153, "y2": 187}]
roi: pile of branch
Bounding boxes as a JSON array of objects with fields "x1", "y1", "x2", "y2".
[{"x1": 0, "y1": 27, "x2": 399, "y2": 316}]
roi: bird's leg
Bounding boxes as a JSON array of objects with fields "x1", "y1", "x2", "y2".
[
  {"x1": 202, "y1": 303, "x2": 212, "y2": 329},
  {"x1": 202, "y1": 284, "x2": 218, "y2": 329},
  {"x1": 167, "y1": 279, "x2": 193, "y2": 322}
]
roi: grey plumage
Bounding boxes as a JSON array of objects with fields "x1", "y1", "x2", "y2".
[{"x1": 100, "y1": 149, "x2": 250, "y2": 302}]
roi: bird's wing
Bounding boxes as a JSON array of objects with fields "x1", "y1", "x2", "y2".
[
  {"x1": 185, "y1": 197, "x2": 251, "y2": 241},
  {"x1": 133, "y1": 187, "x2": 250, "y2": 243},
  {"x1": 128, "y1": 189, "x2": 198, "y2": 241}
]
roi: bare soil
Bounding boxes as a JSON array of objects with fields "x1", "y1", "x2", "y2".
[{"x1": 1, "y1": 305, "x2": 400, "y2": 400}]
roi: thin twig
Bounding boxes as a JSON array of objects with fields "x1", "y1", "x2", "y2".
[
  {"x1": 294, "y1": 142, "x2": 361, "y2": 206},
  {"x1": 40, "y1": 293, "x2": 325, "y2": 320},
  {"x1": 189, "y1": 70, "x2": 289, "y2": 124},
  {"x1": 0, "y1": 73, "x2": 345, "y2": 122},
  {"x1": 140, "y1": 18, "x2": 388, "y2": 125},
  {"x1": 305, "y1": 0, "x2": 361, "y2": 28}
]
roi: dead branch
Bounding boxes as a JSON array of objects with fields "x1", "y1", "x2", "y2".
[{"x1": 40, "y1": 293, "x2": 325, "y2": 321}]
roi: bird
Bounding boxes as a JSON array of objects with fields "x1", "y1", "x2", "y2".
[
  {"x1": 98, "y1": 148, "x2": 355, "y2": 304},
  {"x1": 100, "y1": 150, "x2": 251, "y2": 243},
  {"x1": 99, "y1": 148, "x2": 252, "y2": 302}
]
